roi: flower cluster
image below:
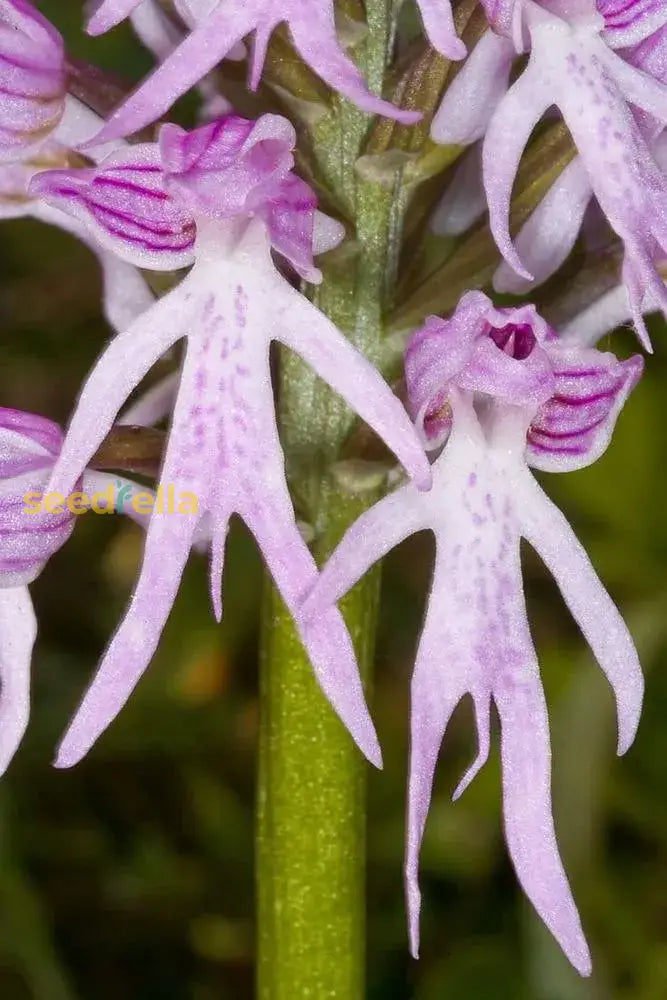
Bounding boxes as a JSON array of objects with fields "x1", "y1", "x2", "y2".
[{"x1": 0, "y1": 0, "x2": 662, "y2": 979}]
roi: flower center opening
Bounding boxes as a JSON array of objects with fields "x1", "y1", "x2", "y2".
[{"x1": 489, "y1": 322, "x2": 536, "y2": 361}]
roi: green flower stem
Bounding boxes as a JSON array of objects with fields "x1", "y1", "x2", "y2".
[{"x1": 257, "y1": 4, "x2": 400, "y2": 997}]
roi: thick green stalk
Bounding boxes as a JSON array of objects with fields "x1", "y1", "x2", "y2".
[{"x1": 257, "y1": 4, "x2": 398, "y2": 997}]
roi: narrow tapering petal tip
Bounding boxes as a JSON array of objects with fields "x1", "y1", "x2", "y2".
[
  {"x1": 53, "y1": 744, "x2": 84, "y2": 769},
  {"x1": 617, "y1": 698, "x2": 643, "y2": 757},
  {"x1": 571, "y1": 942, "x2": 593, "y2": 978},
  {"x1": 412, "y1": 455, "x2": 433, "y2": 493},
  {"x1": 406, "y1": 878, "x2": 422, "y2": 959},
  {"x1": 395, "y1": 109, "x2": 423, "y2": 126},
  {"x1": 366, "y1": 737, "x2": 383, "y2": 770},
  {"x1": 450, "y1": 39, "x2": 467, "y2": 61}
]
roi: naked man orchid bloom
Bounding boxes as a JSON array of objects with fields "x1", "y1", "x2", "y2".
[
  {"x1": 492, "y1": 22, "x2": 667, "y2": 318},
  {"x1": 0, "y1": 408, "x2": 150, "y2": 776},
  {"x1": 303, "y1": 291, "x2": 644, "y2": 975},
  {"x1": 478, "y1": 1, "x2": 667, "y2": 347},
  {"x1": 81, "y1": 0, "x2": 468, "y2": 144},
  {"x1": 30, "y1": 112, "x2": 431, "y2": 770}
]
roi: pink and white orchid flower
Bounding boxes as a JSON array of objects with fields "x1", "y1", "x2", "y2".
[
  {"x1": 30, "y1": 112, "x2": 431, "y2": 769},
  {"x1": 480, "y1": 3, "x2": 667, "y2": 348},
  {"x1": 303, "y1": 291, "x2": 644, "y2": 976}
]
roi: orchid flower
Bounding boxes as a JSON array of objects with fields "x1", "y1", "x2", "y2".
[
  {"x1": 0, "y1": 0, "x2": 124, "y2": 154},
  {"x1": 29, "y1": 112, "x2": 431, "y2": 769},
  {"x1": 303, "y1": 291, "x2": 644, "y2": 975},
  {"x1": 0, "y1": 408, "x2": 150, "y2": 775},
  {"x1": 81, "y1": 0, "x2": 470, "y2": 145},
  {"x1": 476, "y1": 1, "x2": 667, "y2": 349},
  {"x1": 492, "y1": 23, "x2": 667, "y2": 306},
  {"x1": 0, "y1": 1, "x2": 155, "y2": 330}
]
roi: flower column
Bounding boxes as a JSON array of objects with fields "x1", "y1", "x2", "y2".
[{"x1": 257, "y1": 3, "x2": 399, "y2": 997}]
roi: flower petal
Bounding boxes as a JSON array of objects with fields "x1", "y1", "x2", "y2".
[
  {"x1": 482, "y1": 56, "x2": 551, "y2": 281},
  {"x1": 302, "y1": 485, "x2": 429, "y2": 619},
  {"x1": 0, "y1": 1, "x2": 66, "y2": 159},
  {"x1": 286, "y1": 4, "x2": 421, "y2": 123},
  {"x1": 46, "y1": 280, "x2": 193, "y2": 499},
  {"x1": 560, "y1": 284, "x2": 647, "y2": 347},
  {"x1": 493, "y1": 158, "x2": 592, "y2": 294},
  {"x1": 600, "y1": 0, "x2": 667, "y2": 49},
  {"x1": 431, "y1": 144, "x2": 487, "y2": 236},
  {"x1": 406, "y1": 552, "x2": 477, "y2": 957},
  {"x1": 30, "y1": 145, "x2": 196, "y2": 270},
  {"x1": 414, "y1": 0, "x2": 466, "y2": 61},
  {"x1": 432, "y1": 29, "x2": 515, "y2": 146},
  {"x1": 517, "y1": 474, "x2": 643, "y2": 756},
  {"x1": 527, "y1": 349, "x2": 643, "y2": 472},
  {"x1": 0, "y1": 585, "x2": 35, "y2": 774},
  {"x1": 55, "y1": 504, "x2": 198, "y2": 767},
  {"x1": 496, "y1": 664, "x2": 592, "y2": 976},
  {"x1": 119, "y1": 372, "x2": 179, "y2": 426},
  {"x1": 87, "y1": 0, "x2": 143, "y2": 34}
]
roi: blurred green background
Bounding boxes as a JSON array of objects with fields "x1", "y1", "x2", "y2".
[{"x1": 1, "y1": 4, "x2": 666, "y2": 997}]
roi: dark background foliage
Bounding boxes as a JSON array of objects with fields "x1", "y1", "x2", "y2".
[{"x1": 0, "y1": 4, "x2": 665, "y2": 997}]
